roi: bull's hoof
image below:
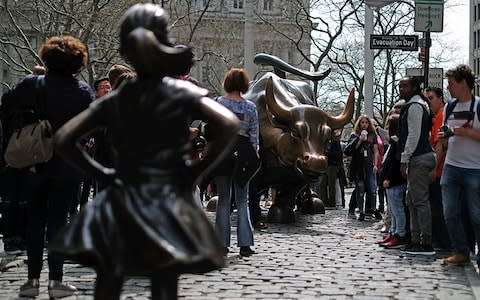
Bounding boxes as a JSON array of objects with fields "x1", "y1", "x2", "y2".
[
  {"x1": 267, "y1": 204, "x2": 295, "y2": 223},
  {"x1": 206, "y1": 196, "x2": 218, "y2": 212},
  {"x1": 299, "y1": 197, "x2": 325, "y2": 214}
]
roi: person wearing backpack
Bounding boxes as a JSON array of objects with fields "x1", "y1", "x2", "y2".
[
  {"x1": 440, "y1": 64, "x2": 480, "y2": 269},
  {"x1": 398, "y1": 76, "x2": 436, "y2": 256},
  {"x1": 1, "y1": 36, "x2": 94, "y2": 298}
]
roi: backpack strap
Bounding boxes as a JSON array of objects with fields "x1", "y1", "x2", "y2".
[
  {"x1": 443, "y1": 99, "x2": 458, "y2": 126},
  {"x1": 443, "y1": 96, "x2": 480, "y2": 124},
  {"x1": 477, "y1": 97, "x2": 480, "y2": 122},
  {"x1": 34, "y1": 75, "x2": 47, "y2": 119}
]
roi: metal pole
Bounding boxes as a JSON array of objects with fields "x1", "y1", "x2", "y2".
[
  {"x1": 244, "y1": 0, "x2": 255, "y2": 78},
  {"x1": 423, "y1": 31, "x2": 430, "y2": 88},
  {"x1": 364, "y1": 6, "x2": 374, "y2": 118}
]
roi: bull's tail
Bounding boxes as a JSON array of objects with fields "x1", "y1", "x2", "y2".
[{"x1": 253, "y1": 53, "x2": 330, "y2": 81}]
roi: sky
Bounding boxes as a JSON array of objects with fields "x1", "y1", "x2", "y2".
[{"x1": 434, "y1": 0, "x2": 469, "y2": 67}]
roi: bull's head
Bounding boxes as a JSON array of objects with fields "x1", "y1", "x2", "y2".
[{"x1": 264, "y1": 76, "x2": 354, "y2": 180}]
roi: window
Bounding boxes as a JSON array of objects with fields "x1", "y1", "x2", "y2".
[
  {"x1": 475, "y1": 30, "x2": 477, "y2": 50},
  {"x1": 194, "y1": 0, "x2": 208, "y2": 8},
  {"x1": 287, "y1": 47, "x2": 293, "y2": 64},
  {"x1": 201, "y1": 64, "x2": 209, "y2": 83},
  {"x1": 263, "y1": 0, "x2": 273, "y2": 11},
  {"x1": 477, "y1": 58, "x2": 480, "y2": 78},
  {"x1": 29, "y1": 36, "x2": 38, "y2": 50},
  {"x1": 233, "y1": 0, "x2": 244, "y2": 9}
]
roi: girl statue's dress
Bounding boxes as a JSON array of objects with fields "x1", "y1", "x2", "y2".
[
  {"x1": 49, "y1": 4, "x2": 240, "y2": 299},
  {"x1": 51, "y1": 79, "x2": 224, "y2": 275}
]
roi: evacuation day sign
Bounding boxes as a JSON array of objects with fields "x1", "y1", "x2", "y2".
[{"x1": 370, "y1": 35, "x2": 418, "y2": 51}]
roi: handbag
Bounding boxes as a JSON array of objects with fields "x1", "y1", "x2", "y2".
[
  {"x1": 4, "y1": 76, "x2": 54, "y2": 169},
  {"x1": 233, "y1": 136, "x2": 261, "y2": 188}
]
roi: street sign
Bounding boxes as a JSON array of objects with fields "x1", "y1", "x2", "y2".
[
  {"x1": 406, "y1": 68, "x2": 443, "y2": 89},
  {"x1": 414, "y1": 0, "x2": 444, "y2": 32},
  {"x1": 370, "y1": 35, "x2": 418, "y2": 51}
]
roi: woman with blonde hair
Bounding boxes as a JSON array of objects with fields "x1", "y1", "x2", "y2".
[{"x1": 344, "y1": 114, "x2": 380, "y2": 221}]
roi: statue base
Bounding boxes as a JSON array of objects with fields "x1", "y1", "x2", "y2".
[{"x1": 298, "y1": 196, "x2": 325, "y2": 215}]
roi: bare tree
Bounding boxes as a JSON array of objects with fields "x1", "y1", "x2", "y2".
[
  {"x1": 251, "y1": 0, "x2": 462, "y2": 127},
  {"x1": 326, "y1": 1, "x2": 461, "y2": 126},
  {"x1": 167, "y1": 0, "x2": 317, "y2": 95},
  {"x1": 0, "y1": 0, "x2": 137, "y2": 89},
  {"x1": 254, "y1": 0, "x2": 363, "y2": 107}
]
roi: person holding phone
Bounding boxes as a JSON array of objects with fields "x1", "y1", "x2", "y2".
[
  {"x1": 440, "y1": 64, "x2": 480, "y2": 268},
  {"x1": 344, "y1": 114, "x2": 379, "y2": 221}
]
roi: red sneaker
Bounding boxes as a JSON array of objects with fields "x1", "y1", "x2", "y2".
[
  {"x1": 376, "y1": 235, "x2": 392, "y2": 244},
  {"x1": 382, "y1": 235, "x2": 409, "y2": 249}
]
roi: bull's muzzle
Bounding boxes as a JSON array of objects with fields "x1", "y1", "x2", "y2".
[{"x1": 295, "y1": 154, "x2": 328, "y2": 180}]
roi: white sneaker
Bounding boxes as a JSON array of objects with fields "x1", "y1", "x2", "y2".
[{"x1": 48, "y1": 280, "x2": 77, "y2": 298}]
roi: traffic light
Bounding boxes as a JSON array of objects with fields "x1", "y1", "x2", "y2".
[{"x1": 419, "y1": 47, "x2": 426, "y2": 62}]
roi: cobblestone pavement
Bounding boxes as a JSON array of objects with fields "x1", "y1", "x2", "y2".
[{"x1": 2, "y1": 189, "x2": 480, "y2": 299}]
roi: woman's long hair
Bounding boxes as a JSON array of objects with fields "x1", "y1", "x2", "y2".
[{"x1": 353, "y1": 114, "x2": 376, "y2": 135}]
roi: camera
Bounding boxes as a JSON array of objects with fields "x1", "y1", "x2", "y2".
[{"x1": 439, "y1": 125, "x2": 455, "y2": 138}]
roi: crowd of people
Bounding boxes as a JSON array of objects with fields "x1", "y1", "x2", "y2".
[
  {"x1": 0, "y1": 4, "x2": 259, "y2": 298},
  {"x1": 311, "y1": 67, "x2": 480, "y2": 266},
  {"x1": 338, "y1": 67, "x2": 480, "y2": 265},
  {"x1": 0, "y1": 3, "x2": 479, "y2": 299}
]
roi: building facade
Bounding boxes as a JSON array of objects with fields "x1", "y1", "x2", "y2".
[
  {"x1": 471, "y1": 0, "x2": 480, "y2": 94},
  {"x1": 0, "y1": 0, "x2": 312, "y2": 95},
  {"x1": 169, "y1": 0, "x2": 312, "y2": 95}
]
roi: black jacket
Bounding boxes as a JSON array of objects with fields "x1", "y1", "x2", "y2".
[
  {"x1": 379, "y1": 141, "x2": 406, "y2": 187},
  {"x1": 344, "y1": 132, "x2": 375, "y2": 181},
  {"x1": 0, "y1": 72, "x2": 94, "y2": 177}
]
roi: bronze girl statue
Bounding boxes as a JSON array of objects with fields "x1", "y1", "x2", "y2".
[{"x1": 50, "y1": 4, "x2": 239, "y2": 299}]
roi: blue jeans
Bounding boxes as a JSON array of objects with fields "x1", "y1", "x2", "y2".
[
  {"x1": 386, "y1": 184, "x2": 407, "y2": 237},
  {"x1": 215, "y1": 176, "x2": 254, "y2": 248},
  {"x1": 441, "y1": 164, "x2": 480, "y2": 261},
  {"x1": 355, "y1": 167, "x2": 377, "y2": 213}
]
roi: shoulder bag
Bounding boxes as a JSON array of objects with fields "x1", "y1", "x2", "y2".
[{"x1": 4, "y1": 76, "x2": 54, "y2": 169}]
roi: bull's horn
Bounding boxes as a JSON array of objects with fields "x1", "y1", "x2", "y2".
[
  {"x1": 254, "y1": 53, "x2": 331, "y2": 81},
  {"x1": 265, "y1": 76, "x2": 291, "y2": 123},
  {"x1": 327, "y1": 88, "x2": 355, "y2": 129}
]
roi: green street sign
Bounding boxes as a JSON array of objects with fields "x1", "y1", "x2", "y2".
[{"x1": 414, "y1": 1, "x2": 444, "y2": 32}]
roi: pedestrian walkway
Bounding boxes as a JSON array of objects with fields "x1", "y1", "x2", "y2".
[{"x1": 1, "y1": 190, "x2": 480, "y2": 299}]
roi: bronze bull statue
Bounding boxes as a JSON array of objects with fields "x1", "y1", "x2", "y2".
[{"x1": 245, "y1": 53, "x2": 354, "y2": 223}]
